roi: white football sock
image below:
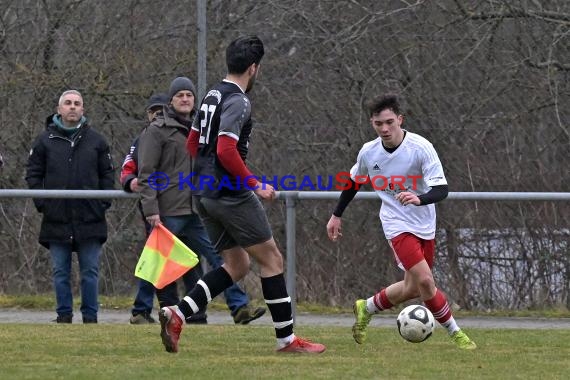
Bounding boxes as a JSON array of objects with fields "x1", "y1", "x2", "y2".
[
  {"x1": 277, "y1": 334, "x2": 295, "y2": 349},
  {"x1": 366, "y1": 297, "x2": 379, "y2": 314}
]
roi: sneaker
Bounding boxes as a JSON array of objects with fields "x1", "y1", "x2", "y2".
[
  {"x1": 277, "y1": 337, "x2": 326, "y2": 354},
  {"x1": 130, "y1": 312, "x2": 156, "y2": 324},
  {"x1": 54, "y1": 314, "x2": 73, "y2": 324},
  {"x1": 451, "y1": 329, "x2": 477, "y2": 350},
  {"x1": 159, "y1": 307, "x2": 184, "y2": 353},
  {"x1": 82, "y1": 316, "x2": 97, "y2": 324},
  {"x1": 352, "y1": 299, "x2": 372, "y2": 344},
  {"x1": 233, "y1": 305, "x2": 266, "y2": 325}
]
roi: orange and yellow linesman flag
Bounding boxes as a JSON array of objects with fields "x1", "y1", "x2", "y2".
[{"x1": 134, "y1": 224, "x2": 199, "y2": 289}]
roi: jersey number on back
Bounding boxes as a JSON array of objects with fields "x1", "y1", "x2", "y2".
[{"x1": 199, "y1": 104, "x2": 217, "y2": 144}]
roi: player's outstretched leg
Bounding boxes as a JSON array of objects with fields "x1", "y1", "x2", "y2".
[
  {"x1": 159, "y1": 306, "x2": 184, "y2": 353},
  {"x1": 451, "y1": 329, "x2": 477, "y2": 350},
  {"x1": 352, "y1": 299, "x2": 372, "y2": 344}
]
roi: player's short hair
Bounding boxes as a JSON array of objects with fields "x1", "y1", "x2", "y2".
[
  {"x1": 226, "y1": 35, "x2": 265, "y2": 74},
  {"x1": 367, "y1": 94, "x2": 401, "y2": 117}
]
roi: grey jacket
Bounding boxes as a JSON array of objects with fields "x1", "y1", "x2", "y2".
[{"x1": 137, "y1": 107, "x2": 194, "y2": 217}]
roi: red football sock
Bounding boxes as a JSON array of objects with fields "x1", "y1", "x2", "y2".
[
  {"x1": 373, "y1": 288, "x2": 394, "y2": 311},
  {"x1": 424, "y1": 289, "x2": 452, "y2": 324}
]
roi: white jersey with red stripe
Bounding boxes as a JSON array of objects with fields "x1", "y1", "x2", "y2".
[{"x1": 349, "y1": 130, "x2": 447, "y2": 240}]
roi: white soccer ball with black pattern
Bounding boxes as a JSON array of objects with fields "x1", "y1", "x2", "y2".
[{"x1": 396, "y1": 305, "x2": 435, "y2": 343}]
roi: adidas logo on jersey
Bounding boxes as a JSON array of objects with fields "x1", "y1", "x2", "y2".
[{"x1": 372, "y1": 163, "x2": 381, "y2": 171}]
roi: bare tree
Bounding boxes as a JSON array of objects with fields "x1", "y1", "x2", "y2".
[{"x1": 0, "y1": 0, "x2": 567, "y2": 309}]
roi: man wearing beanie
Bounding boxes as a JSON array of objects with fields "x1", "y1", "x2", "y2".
[
  {"x1": 168, "y1": 77, "x2": 196, "y2": 102},
  {"x1": 137, "y1": 77, "x2": 265, "y2": 325}
]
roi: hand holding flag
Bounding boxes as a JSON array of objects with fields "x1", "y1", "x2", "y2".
[{"x1": 134, "y1": 224, "x2": 199, "y2": 289}]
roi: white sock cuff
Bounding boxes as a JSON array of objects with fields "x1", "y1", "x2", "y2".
[{"x1": 276, "y1": 333, "x2": 295, "y2": 349}]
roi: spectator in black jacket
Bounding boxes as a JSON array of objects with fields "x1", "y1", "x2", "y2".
[{"x1": 26, "y1": 89, "x2": 115, "y2": 324}]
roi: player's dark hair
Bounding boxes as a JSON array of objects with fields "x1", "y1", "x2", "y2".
[
  {"x1": 367, "y1": 94, "x2": 401, "y2": 117},
  {"x1": 226, "y1": 35, "x2": 265, "y2": 74}
]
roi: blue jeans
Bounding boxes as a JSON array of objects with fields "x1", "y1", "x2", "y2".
[
  {"x1": 160, "y1": 214, "x2": 248, "y2": 314},
  {"x1": 50, "y1": 240, "x2": 101, "y2": 320},
  {"x1": 132, "y1": 217, "x2": 156, "y2": 316},
  {"x1": 132, "y1": 278, "x2": 155, "y2": 315}
]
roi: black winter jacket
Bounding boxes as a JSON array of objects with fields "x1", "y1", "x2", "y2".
[{"x1": 25, "y1": 115, "x2": 115, "y2": 248}]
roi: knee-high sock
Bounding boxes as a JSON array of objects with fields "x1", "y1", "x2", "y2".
[
  {"x1": 262, "y1": 273, "x2": 294, "y2": 339},
  {"x1": 177, "y1": 267, "x2": 233, "y2": 318},
  {"x1": 424, "y1": 289, "x2": 459, "y2": 334},
  {"x1": 369, "y1": 288, "x2": 394, "y2": 313}
]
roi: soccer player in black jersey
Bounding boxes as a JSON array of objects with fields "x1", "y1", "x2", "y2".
[{"x1": 158, "y1": 35, "x2": 326, "y2": 354}]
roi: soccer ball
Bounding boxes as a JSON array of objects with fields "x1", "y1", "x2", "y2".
[{"x1": 396, "y1": 305, "x2": 435, "y2": 343}]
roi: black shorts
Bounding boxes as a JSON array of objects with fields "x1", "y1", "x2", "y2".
[{"x1": 195, "y1": 192, "x2": 273, "y2": 251}]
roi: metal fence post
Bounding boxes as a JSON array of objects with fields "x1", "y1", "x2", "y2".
[
  {"x1": 285, "y1": 191, "x2": 298, "y2": 320},
  {"x1": 196, "y1": 0, "x2": 207, "y2": 102}
]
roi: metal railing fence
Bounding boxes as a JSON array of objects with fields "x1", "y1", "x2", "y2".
[{"x1": 1, "y1": 189, "x2": 568, "y2": 316}]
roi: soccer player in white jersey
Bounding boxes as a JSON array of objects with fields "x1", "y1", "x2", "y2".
[{"x1": 326, "y1": 94, "x2": 476, "y2": 350}]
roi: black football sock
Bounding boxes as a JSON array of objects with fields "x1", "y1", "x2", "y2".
[
  {"x1": 177, "y1": 267, "x2": 233, "y2": 318},
  {"x1": 262, "y1": 273, "x2": 294, "y2": 339}
]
